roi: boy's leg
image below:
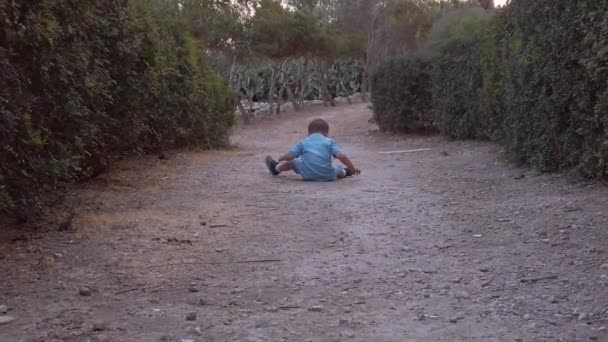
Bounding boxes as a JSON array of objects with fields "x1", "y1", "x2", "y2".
[
  {"x1": 265, "y1": 156, "x2": 298, "y2": 176},
  {"x1": 278, "y1": 161, "x2": 295, "y2": 172}
]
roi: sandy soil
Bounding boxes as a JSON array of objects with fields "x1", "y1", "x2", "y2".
[{"x1": 1, "y1": 103, "x2": 608, "y2": 342}]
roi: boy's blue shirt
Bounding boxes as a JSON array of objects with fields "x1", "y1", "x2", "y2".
[{"x1": 289, "y1": 133, "x2": 342, "y2": 181}]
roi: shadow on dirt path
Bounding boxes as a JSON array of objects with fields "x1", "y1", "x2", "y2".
[{"x1": 1, "y1": 103, "x2": 608, "y2": 342}]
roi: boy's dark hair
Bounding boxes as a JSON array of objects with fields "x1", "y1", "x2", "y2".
[{"x1": 308, "y1": 118, "x2": 329, "y2": 134}]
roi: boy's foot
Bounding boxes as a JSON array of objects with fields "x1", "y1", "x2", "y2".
[
  {"x1": 343, "y1": 168, "x2": 354, "y2": 177},
  {"x1": 265, "y1": 156, "x2": 280, "y2": 176}
]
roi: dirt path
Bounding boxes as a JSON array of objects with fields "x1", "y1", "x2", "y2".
[{"x1": 1, "y1": 103, "x2": 608, "y2": 342}]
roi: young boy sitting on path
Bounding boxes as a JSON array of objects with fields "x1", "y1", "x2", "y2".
[{"x1": 265, "y1": 118, "x2": 361, "y2": 181}]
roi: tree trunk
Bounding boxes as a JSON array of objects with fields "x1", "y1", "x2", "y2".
[
  {"x1": 361, "y1": 6, "x2": 380, "y2": 103},
  {"x1": 361, "y1": 68, "x2": 369, "y2": 102},
  {"x1": 276, "y1": 59, "x2": 288, "y2": 115},
  {"x1": 228, "y1": 55, "x2": 237, "y2": 85},
  {"x1": 319, "y1": 61, "x2": 335, "y2": 107},
  {"x1": 286, "y1": 87, "x2": 300, "y2": 111},
  {"x1": 236, "y1": 95, "x2": 250, "y2": 124},
  {"x1": 246, "y1": 88, "x2": 255, "y2": 114},
  {"x1": 268, "y1": 65, "x2": 275, "y2": 115}
]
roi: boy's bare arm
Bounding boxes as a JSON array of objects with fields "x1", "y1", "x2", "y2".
[
  {"x1": 279, "y1": 152, "x2": 296, "y2": 162},
  {"x1": 335, "y1": 152, "x2": 361, "y2": 174}
]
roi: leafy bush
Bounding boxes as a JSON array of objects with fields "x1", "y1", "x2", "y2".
[
  {"x1": 423, "y1": 8, "x2": 492, "y2": 139},
  {"x1": 499, "y1": 0, "x2": 608, "y2": 176},
  {"x1": 0, "y1": 1, "x2": 235, "y2": 221},
  {"x1": 371, "y1": 57, "x2": 434, "y2": 133},
  {"x1": 371, "y1": 1, "x2": 608, "y2": 177}
]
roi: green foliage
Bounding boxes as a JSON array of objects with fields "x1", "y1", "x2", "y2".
[
  {"x1": 423, "y1": 8, "x2": 491, "y2": 139},
  {"x1": 371, "y1": 57, "x2": 434, "y2": 132},
  {"x1": 0, "y1": 0, "x2": 235, "y2": 219},
  {"x1": 498, "y1": 0, "x2": 608, "y2": 176},
  {"x1": 371, "y1": 1, "x2": 608, "y2": 177}
]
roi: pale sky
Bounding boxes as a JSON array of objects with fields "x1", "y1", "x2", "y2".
[{"x1": 494, "y1": 0, "x2": 508, "y2": 7}]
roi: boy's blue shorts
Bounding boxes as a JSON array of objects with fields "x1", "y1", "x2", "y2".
[{"x1": 291, "y1": 158, "x2": 345, "y2": 181}]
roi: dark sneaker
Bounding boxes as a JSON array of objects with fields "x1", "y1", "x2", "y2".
[
  {"x1": 343, "y1": 168, "x2": 354, "y2": 177},
  {"x1": 265, "y1": 156, "x2": 280, "y2": 176}
]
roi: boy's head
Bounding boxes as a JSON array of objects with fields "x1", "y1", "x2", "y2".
[{"x1": 308, "y1": 118, "x2": 329, "y2": 136}]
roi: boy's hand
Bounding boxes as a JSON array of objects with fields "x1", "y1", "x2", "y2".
[{"x1": 335, "y1": 152, "x2": 359, "y2": 175}]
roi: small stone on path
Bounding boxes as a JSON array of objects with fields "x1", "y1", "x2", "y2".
[
  {"x1": 186, "y1": 312, "x2": 197, "y2": 321},
  {"x1": 0, "y1": 305, "x2": 8, "y2": 314},
  {"x1": 448, "y1": 312, "x2": 465, "y2": 323},
  {"x1": 79, "y1": 287, "x2": 92, "y2": 297},
  {"x1": 0, "y1": 316, "x2": 15, "y2": 325},
  {"x1": 92, "y1": 320, "x2": 108, "y2": 331},
  {"x1": 454, "y1": 291, "x2": 470, "y2": 300},
  {"x1": 308, "y1": 306, "x2": 324, "y2": 312}
]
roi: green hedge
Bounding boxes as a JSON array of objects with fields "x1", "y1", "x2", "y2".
[
  {"x1": 371, "y1": 57, "x2": 434, "y2": 133},
  {"x1": 0, "y1": 1, "x2": 235, "y2": 220},
  {"x1": 371, "y1": 1, "x2": 608, "y2": 177}
]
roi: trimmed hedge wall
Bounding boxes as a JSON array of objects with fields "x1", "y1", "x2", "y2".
[
  {"x1": 371, "y1": 57, "x2": 434, "y2": 133},
  {"x1": 371, "y1": 1, "x2": 608, "y2": 177},
  {"x1": 0, "y1": 1, "x2": 235, "y2": 220}
]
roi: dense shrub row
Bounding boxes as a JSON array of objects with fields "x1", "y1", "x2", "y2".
[
  {"x1": 0, "y1": 1, "x2": 235, "y2": 220},
  {"x1": 371, "y1": 57, "x2": 434, "y2": 133},
  {"x1": 372, "y1": 1, "x2": 608, "y2": 177}
]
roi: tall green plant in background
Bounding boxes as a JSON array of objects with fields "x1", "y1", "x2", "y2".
[
  {"x1": 371, "y1": 57, "x2": 434, "y2": 132},
  {"x1": 0, "y1": 0, "x2": 235, "y2": 221},
  {"x1": 371, "y1": 0, "x2": 608, "y2": 178},
  {"x1": 423, "y1": 7, "x2": 491, "y2": 139}
]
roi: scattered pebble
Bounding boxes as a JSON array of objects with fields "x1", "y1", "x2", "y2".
[
  {"x1": 189, "y1": 286, "x2": 200, "y2": 293},
  {"x1": 0, "y1": 305, "x2": 8, "y2": 314},
  {"x1": 448, "y1": 312, "x2": 465, "y2": 323},
  {"x1": 577, "y1": 312, "x2": 588, "y2": 321},
  {"x1": 454, "y1": 291, "x2": 471, "y2": 300},
  {"x1": 79, "y1": 287, "x2": 93, "y2": 297},
  {"x1": 92, "y1": 320, "x2": 107, "y2": 331},
  {"x1": 186, "y1": 312, "x2": 197, "y2": 321},
  {"x1": 308, "y1": 306, "x2": 324, "y2": 312},
  {"x1": 0, "y1": 316, "x2": 15, "y2": 325},
  {"x1": 523, "y1": 314, "x2": 532, "y2": 320}
]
